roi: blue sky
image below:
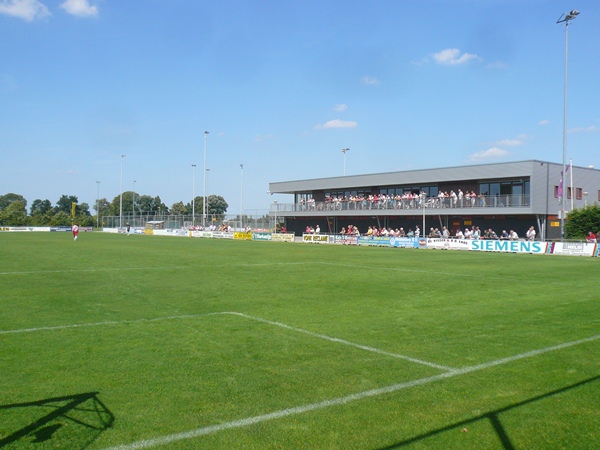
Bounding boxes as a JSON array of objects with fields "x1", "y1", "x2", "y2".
[{"x1": 1, "y1": 0, "x2": 598, "y2": 215}]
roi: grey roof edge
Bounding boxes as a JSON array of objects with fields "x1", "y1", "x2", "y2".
[{"x1": 269, "y1": 160, "x2": 550, "y2": 192}]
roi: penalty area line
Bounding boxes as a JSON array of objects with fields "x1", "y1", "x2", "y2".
[
  {"x1": 102, "y1": 332, "x2": 600, "y2": 450},
  {"x1": 226, "y1": 312, "x2": 455, "y2": 371}
]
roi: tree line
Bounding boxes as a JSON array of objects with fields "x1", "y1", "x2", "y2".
[{"x1": 0, "y1": 192, "x2": 228, "y2": 227}]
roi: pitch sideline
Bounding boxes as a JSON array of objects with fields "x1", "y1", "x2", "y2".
[{"x1": 102, "y1": 332, "x2": 600, "y2": 450}]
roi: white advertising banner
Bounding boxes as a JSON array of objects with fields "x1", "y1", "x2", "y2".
[{"x1": 549, "y1": 242, "x2": 598, "y2": 257}]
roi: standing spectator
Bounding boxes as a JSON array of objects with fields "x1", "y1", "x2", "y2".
[
  {"x1": 509, "y1": 230, "x2": 519, "y2": 240},
  {"x1": 586, "y1": 231, "x2": 597, "y2": 243},
  {"x1": 526, "y1": 226, "x2": 536, "y2": 241}
]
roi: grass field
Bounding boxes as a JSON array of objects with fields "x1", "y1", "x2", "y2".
[{"x1": 1, "y1": 232, "x2": 599, "y2": 449}]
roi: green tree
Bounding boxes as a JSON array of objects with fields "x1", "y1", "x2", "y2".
[
  {"x1": 30, "y1": 199, "x2": 52, "y2": 216},
  {"x1": 566, "y1": 205, "x2": 600, "y2": 239},
  {"x1": 49, "y1": 211, "x2": 73, "y2": 226},
  {"x1": 111, "y1": 193, "x2": 168, "y2": 216},
  {"x1": 95, "y1": 198, "x2": 111, "y2": 224},
  {"x1": 207, "y1": 195, "x2": 228, "y2": 215},
  {"x1": 0, "y1": 193, "x2": 27, "y2": 211},
  {"x1": 0, "y1": 200, "x2": 28, "y2": 226},
  {"x1": 170, "y1": 201, "x2": 187, "y2": 215},
  {"x1": 55, "y1": 195, "x2": 79, "y2": 215}
]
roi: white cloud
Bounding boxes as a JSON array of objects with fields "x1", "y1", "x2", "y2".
[
  {"x1": 333, "y1": 104, "x2": 348, "y2": 112},
  {"x1": 538, "y1": 119, "x2": 550, "y2": 126},
  {"x1": 568, "y1": 125, "x2": 598, "y2": 133},
  {"x1": 361, "y1": 76, "x2": 380, "y2": 85},
  {"x1": 60, "y1": 0, "x2": 97, "y2": 17},
  {"x1": 493, "y1": 139, "x2": 522, "y2": 147},
  {"x1": 432, "y1": 48, "x2": 479, "y2": 65},
  {"x1": 468, "y1": 147, "x2": 509, "y2": 162},
  {"x1": 254, "y1": 134, "x2": 275, "y2": 142},
  {"x1": 315, "y1": 119, "x2": 357, "y2": 130},
  {"x1": 0, "y1": 0, "x2": 51, "y2": 21},
  {"x1": 485, "y1": 61, "x2": 507, "y2": 69}
]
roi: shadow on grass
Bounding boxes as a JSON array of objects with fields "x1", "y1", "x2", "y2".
[
  {"x1": 376, "y1": 374, "x2": 600, "y2": 450},
  {"x1": 0, "y1": 392, "x2": 114, "y2": 449}
]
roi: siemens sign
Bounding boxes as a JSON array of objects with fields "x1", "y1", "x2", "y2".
[{"x1": 471, "y1": 240, "x2": 547, "y2": 254}]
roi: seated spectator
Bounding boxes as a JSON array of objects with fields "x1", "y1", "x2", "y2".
[
  {"x1": 509, "y1": 230, "x2": 519, "y2": 240},
  {"x1": 500, "y1": 230, "x2": 509, "y2": 240},
  {"x1": 586, "y1": 231, "x2": 597, "y2": 243}
]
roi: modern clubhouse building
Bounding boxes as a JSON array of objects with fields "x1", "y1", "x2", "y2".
[{"x1": 268, "y1": 160, "x2": 600, "y2": 240}]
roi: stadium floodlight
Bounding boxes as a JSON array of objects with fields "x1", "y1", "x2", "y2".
[
  {"x1": 341, "y1": 148, "x2": 350, "y2": 176},
  {"x1": 556, "y1": 9, "x2": 579, "y2": 241}
]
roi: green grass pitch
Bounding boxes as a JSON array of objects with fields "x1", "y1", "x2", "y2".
[{"x1": 1, "y1": 232, "x2": 599, "y2": 449}]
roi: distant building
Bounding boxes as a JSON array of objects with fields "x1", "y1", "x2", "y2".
[{"x1": 268, "y1": 160, "x2": 600, "y2": 240}]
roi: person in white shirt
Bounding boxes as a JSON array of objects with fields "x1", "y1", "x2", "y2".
[{"x1": 526, "y1": 226, "x2": 536, "y2": 241}]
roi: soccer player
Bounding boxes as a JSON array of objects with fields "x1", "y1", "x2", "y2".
[{"x1": 72, "y1": 223, "x2": 79, "y2": 241}]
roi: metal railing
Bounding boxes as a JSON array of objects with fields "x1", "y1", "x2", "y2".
[{"x1": 279, "y1": 194, "x2": 530, "y2": 213}]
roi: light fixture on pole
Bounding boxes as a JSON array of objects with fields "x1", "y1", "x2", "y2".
[
  {"x1": 96, "y1": 181, "x2": 100, "y2": 228},
  {"x1": 557, "y1": 9, "x2": 579, "y2": 241},
  {"x1": 341, "y1": 148, "x2": 350, "y2": 176},
  {"x1": 119, "y1": 154, "x2": 126, "y2": 228},
  {"x1": 191, "y1": 164, "x2": 196, "y2": 227},
  {"x1": 203, "y1": 131, "x2": 209, "y2": 227}
]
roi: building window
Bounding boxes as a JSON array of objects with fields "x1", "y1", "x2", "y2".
[
  {"x1": 567, "y1": 187, "x2": 572, "y2": 199},
  {"x1": 576, "y1": 188, "x2": 582, "y2": 200},
  {"x1": 554, "y1": 186, "x2": 559, "y2": 198}
]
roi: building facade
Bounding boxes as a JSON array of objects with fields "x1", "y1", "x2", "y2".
[{"x1": 268, "y1": 160, "x2": 600, "y2": 240}]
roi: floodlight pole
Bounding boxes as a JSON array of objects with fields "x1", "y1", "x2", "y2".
[
  {"x1": 192, "y1": 164, "x2": 196, "y2": 227},
  {"x1": 96, "y1": 181, "x2": 100, "y2": 228},
  {"x1": 132, "y1": 180, "x2": 136, "y2": 225},
  {"x1": 421, "y1": 191, "x2": 426, "y2": 237},
  {"x1": 341, "y1": 148, "x2": 350, "y2": 176},
  {"x1": 203, "y1": 131, "x2": 209, "y2": 227},
  {"x1": 119, "y1": 154, "x2": 126, "y2": 228},
  {"x1": 557, "y1": 9, "x2": 579, "y2": 241},
  {"x1": 240, "y1": 164, "x2": 244, "y2": 228}
]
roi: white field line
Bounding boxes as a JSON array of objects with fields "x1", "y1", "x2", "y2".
[
  {"x1": 103, "y1": 332, "x2": 600, "y2": 450},
  {"x1": 0, "y1": 311, "x2": 452, "y2": 370},
  {"x1": 226, "y1": 312, "x2": 454, "y2": 371},
  {"x1": 0, "y1": 313, "x2": 223, "y2": 335},
  {"x1": 0, "y1": 267, "x2": 190, "y2": 276},
  {"x1": 0, "y1": 262, "x2": 309, "y2": 276}
]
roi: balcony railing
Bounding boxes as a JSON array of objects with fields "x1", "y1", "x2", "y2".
[{"x1": 275, "y1": 194, "x2": 530, "y2": 213}]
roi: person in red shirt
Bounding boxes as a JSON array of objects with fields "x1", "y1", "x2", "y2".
[{"x1": 586, "y1": 231, "x2": 597, "y2": 243}]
